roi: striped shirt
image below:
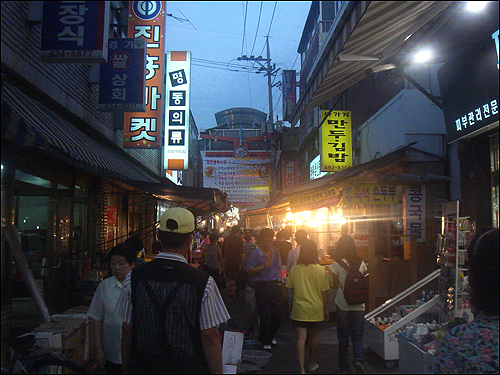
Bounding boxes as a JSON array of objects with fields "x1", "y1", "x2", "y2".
[{"x1": 115, "y1": 252, "x2": 230, "y2": 330}]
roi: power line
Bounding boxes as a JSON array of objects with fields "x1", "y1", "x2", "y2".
[
  {"x1": 250, "y1": 2, "x2": 263, "y2": 57},
  {"x1": 241, "y1": 1, "x2": 248, "y2": 56},
  {"x1": 291, "y1": 53, "x2": 300, "y2": 70},
  {"x1": 266, "y1": 1, "x2": 278, "y2": 37}
]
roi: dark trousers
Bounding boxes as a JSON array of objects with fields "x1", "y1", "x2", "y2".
[
  {"x1": 105, "y1": 361, "x2": 123, "y2": 374},
  {"x1": 336, "y1": 307, "x2": 365, "y2": 371},
  {"x1": 253, "y1": 281, "x2": 283, "y2": 346}
]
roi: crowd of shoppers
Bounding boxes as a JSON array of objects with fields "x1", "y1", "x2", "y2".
[{"x1": 86, "y1": 208, "x2": 497, "y2": 374}]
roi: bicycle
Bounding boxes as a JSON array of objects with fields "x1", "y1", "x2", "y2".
[{"x1": 1, "y1": 334, "x2": 87, "y2": 374}]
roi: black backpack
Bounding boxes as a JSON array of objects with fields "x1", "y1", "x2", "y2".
[{"x1": 338, "y1": 259, "x2": 368, "y2": 305}]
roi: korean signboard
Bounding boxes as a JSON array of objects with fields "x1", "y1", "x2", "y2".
[
  {"x1": 438, "y1": 26, "x2": 499, "y2": 143},
  {"x1": 343, "y1": 184, "x2": 399, "y2": 206},
  {"x1": 282, "y1": 70, "x2": 296, "y2": 122},
  {"x1": 403, "y1": 186, "x2": 427, "y2": 243},
  {"x1": 164, "y1": 51, "x2": 191, "y2": 170},
  {"x1": 99, "y1": 38, "x2": 147, "y2": 112},
  {"x1": 123, "y1": 1, "x2": 165, "y2": 148},
  {"x1": 320, "y1": 110, "x2": 352, "y2": 171},
  {"x1": 288, "y1": 186, "x2": 341, "y2": 213},
  {"x1": 310, "y1": 154, "x2": 328, "y2": 180},
  {"x1": 41, "y1": 1, "x2": 109, "y2": 63},
  {"x1": 202, "y1": 153, "x2": 271, "y2": 207},
  {"x1": 283, "y1": 160, "x2": 298, "y2": 187}
]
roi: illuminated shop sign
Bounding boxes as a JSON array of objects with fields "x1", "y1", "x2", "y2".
[
  {"x1": 164, "y1": 51, "x2": 191, "y2": 170},
  {"x1": 310, "y1": 155, "x2": 327, "y2": 180},
  {"x1": 123, "y1": 1, "x2": 165, "y2": 148},
  {"x1": 40, "y1": 1, "x2": 109, "y2": 63},
  {"x1": 320, "y1": 110, "x2": 352, "y2": 171},
  {"x1": 202, "y1": 153, "x2": 271, "y2": 207},
  {"x1": 438, "y1": 27, "x2": 499, "y2": 143}
]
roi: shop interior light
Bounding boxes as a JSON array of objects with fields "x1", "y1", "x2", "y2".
[
  {"x1": 466, "y1": 1, "x2": 487, "y2": 12},
  {"x1": 298, "y1": 211, "x2": 311, "y2": 220},
  {"x1": 286, "y1": 211, "x2": 294, "y2": 221}
]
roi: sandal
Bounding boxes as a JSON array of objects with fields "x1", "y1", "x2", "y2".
[{"x1": 309, "y1": 363, "x2": 319, "y2": 372}]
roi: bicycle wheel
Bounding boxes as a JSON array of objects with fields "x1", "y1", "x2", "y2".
[{"x1": 31, "y1": 358, "x2": 87, "y2": 374}]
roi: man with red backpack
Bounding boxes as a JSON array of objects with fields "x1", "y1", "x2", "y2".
[{"x1": 330, "y1": 233, "x2": 368, "y2": 374}]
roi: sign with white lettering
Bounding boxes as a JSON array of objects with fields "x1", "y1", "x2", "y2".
[
  {"x1": 164, "y1": 51, "x2": 191, "y2": 170},
  {"x1": 310, "y1": 155, "x2": 328, "y2": 180},
  {"x1": 438, "y1": 26, "x2": 499, "y2": 143},
  {"x1": 99, "y1": 38, "x2": 147, "y2": 111},
  {"x1": 41, "y1": 1, "x2": 109, "y2": 63},
  {"x1": 123, "y1": 1, "x2": 165, "y2": 148}
]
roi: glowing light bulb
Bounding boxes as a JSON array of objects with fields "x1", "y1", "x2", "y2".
[{"x1": 414, "y1": 50, "x2": 431, "y2": 63}]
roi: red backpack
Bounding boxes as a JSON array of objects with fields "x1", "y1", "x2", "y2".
[{"x1": 338, "y1": 259, "x2": 368, "y2": 305}]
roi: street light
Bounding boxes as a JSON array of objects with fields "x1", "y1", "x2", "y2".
[
  {"x1": 466, "y1": 2, "x2": 487, "y2": 12},
  {"x1": 414, "y1": 49, "x2": 432, "y2": 63}
]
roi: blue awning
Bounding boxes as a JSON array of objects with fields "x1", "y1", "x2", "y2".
[{"x1": 1, "y1": 81, "x2": 159, "y2": 183}]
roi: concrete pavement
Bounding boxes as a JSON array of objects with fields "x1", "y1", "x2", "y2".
[{"x1": 219, "y1": 288, "x2": 401, "y2": 374}]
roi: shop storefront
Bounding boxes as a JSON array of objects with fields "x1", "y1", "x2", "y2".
[
  {"x1": 1, "y1": 80, "x2": 229, "y2": 333},
  {"x1": 437, "y1": 19, "x2": 499, "y2": 230},
  {"x1": 245, "y1": 144, "x2": 449, "y2": 311}
]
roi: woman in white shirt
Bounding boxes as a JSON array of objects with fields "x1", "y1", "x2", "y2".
[
  {"x1": 330, "y1": 234, "x2": 368, "y2": 374},
  {"x1": 88, "y1": 242, "x2": 136, "y2": 373}
]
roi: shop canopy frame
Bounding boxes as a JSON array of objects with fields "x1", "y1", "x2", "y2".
[
  {"x1": 125, "y1": 180, "x2": 230, "y2": 218},
  {"x1": 290, "y1": 1, "x2": 453, "y2": 126},
  {"x1": 1, "y1": 81, "x2": 230, "y2": 218},
  {"x1": 244, "y1": 144, "x2": 449, "y2": 218}
]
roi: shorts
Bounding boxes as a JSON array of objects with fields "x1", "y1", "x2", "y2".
[{"x1": 290, "y1": 319, "x2": 324, "y2": 329}]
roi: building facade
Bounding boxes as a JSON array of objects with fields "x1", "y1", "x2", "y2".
[{"x1": 1, "y1": 1, "x2": 227, "y2": 335}]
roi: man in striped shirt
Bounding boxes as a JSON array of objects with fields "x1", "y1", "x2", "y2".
[{"x1": 115, "y1": 207, "x2": 230, "y2": 374}]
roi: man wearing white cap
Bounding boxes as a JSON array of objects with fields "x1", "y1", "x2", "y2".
[{"x1": 116, "y1": 207, "x2": 230, "y2": 374}]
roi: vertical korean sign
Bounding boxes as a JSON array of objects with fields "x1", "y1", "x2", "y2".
[
  {"x1": 320, "y1": 110, "x2": 352, "y2": 172},
  {"x1": 282, "y1": 70, "x2": 296, "y2": 122},
  {"x1": 124, "y1": 1, "x2": 165, "y2": 148},
  {"x1": 41, "y1": 1, "x2": 109, "y2": 63},
  {"x1": 99, "y1": 38, "x2": 147, "y2": 111},
  {"x1": 164, "y1": 51, "x2": 191, "y2": 170},
  {"x1": 404, "y1": 186, "x2": 427, "y2": 244},
  {"x1": 283, "y1": 160, "x2": 298, "y2": 187}
]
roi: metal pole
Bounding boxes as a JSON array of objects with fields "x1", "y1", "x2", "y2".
[
  {"x1": 266, "y1": 35, "x2": 274, "y2": 134},
  {"x1": 4, "y1": 226, "x2": 51, "y2": 323}
]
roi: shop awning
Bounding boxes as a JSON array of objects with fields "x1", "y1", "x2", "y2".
[
  {"x1": 283, "y1": 144, "x2": 447, "y2": 197},
  {"x1": 290, "y1": 1, "x2": 452, "y2": 125},
  {"x1": 243, "y1": 145, "x2": 448, "y2": 217},
  {"x1": 1, "y1": 81, "x2": 159, "y2": 183},
  {"x1": 126, "y1": 180, "x2": 230, "y2": 217}
]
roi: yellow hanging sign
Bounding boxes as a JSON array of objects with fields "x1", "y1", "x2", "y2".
[{"x1": 320, "y1": 110, "x2": 352, "y2": 172}]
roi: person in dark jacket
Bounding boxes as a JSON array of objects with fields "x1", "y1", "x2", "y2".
[
  {"x1": 115, "y1": 208, "x2": 230, "y2": 374},
  {"x1": 222, "y1": 225, "x2": 245, "y2": 299}
]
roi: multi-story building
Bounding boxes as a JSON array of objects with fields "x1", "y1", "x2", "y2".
[
  {"x1": 261, "y1": 1, "x2": 498, "y2": 311},
  {"x1": 1, "y1": 1, "x2": 227, "y2": 333}
]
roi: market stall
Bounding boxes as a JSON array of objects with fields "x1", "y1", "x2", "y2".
[{"x1": 363, "y1": 200, "x2": 475, "y2": 371}]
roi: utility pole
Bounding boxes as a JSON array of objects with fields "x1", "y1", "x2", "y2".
[
  {"x1": 265, "y1": 35, "x2": 273, "y2": 134},
  {"x1": 237, "y1": 35, "x2": 277, "y2": 134}
]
